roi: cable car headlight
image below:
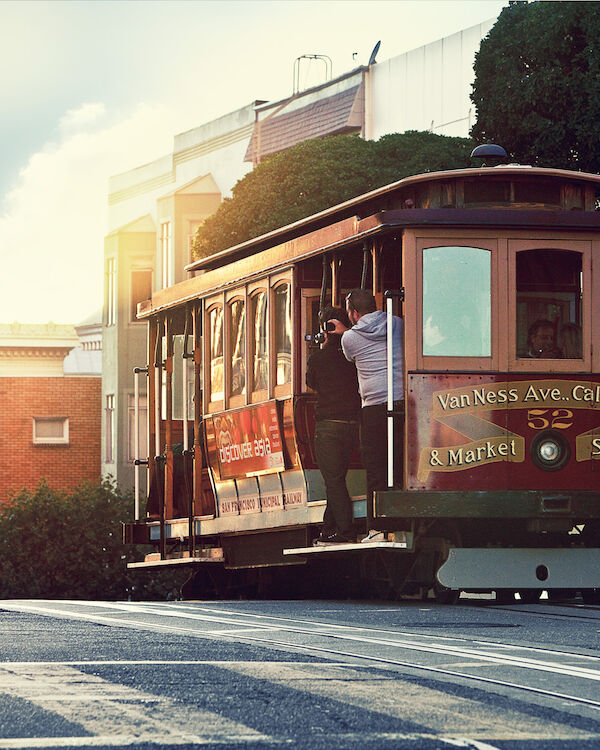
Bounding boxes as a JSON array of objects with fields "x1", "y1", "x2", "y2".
[{"x1": 531, "y1": 430, "x2": 570, "y2": 471}]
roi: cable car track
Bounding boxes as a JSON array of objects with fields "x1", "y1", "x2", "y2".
[
  {"x1": 482, "y1": 600, "x2": 600, "y2": 622},
  {"x1": 3, "y1": 600, "x2": 600, "y2": 715}
]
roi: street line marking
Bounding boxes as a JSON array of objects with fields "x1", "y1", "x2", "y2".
[
  {"x1": 0, "y1": 664, "x2": 267, "y2": 747},
  {"x1": 4, "y1": 600, "x2": 600, "y2": 683}
]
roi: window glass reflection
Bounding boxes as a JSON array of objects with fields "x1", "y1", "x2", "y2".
[
  {"x1": 422, "y1": 246, "x2": 491, "y2": 357},
  {"x1": 274, "y1": 284, "x2": 291, "y2": 385},
  {"x1": 229, "y1": 299, "x2": 246, "y2": 397},
  {"x1": 252, "y1": 292, "x2": 268, "y2": 391},
  {"x1": 209, "y1": 306, "x2": 223, "y2": 401}
]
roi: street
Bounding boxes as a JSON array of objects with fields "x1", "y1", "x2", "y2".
[{"x1": 0, "y1": 597, "x2": 599, "y2": 749}]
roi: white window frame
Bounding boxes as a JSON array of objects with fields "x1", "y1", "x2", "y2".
[
  {"x1": 105, "y1": 394, "x2": 115, "y2": 463},
  {"x1": 127, "y1": 393, "x2": 147, "y2": 462},
  {"x1": 106, "y1": 258, "x2": 116, "y2": 326},
  {"x1": 33, "y1": 417, "x2": 69, "y2": 445},
  {"x1": 160, "y1": 221, "x2": 173, "y2": 289}
]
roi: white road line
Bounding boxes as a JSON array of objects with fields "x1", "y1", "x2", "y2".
[
  {"x1": 0, "y1": 660, "x2": 353, "y2": 667},
  {"x1": 0, "y1": 736, "x2": 269, "y2": 749},
  {"x1": 0, "y1": 733, "x2": 507, "y2": 749},
  {"x1": 219, "y1": 661, "x2": 592, "y2": 744},
  {"x1": 4, "y1": 600, "x2": 600, "y2": 684},
  {"x1": 227, "y1": 631, "x2": 600, "y2": 711},
  {"x1": 46, "y1": 599, "x2": 600, "y2": 662},
  {"x1": 0, "y1": 663, "x2": 267, "y2": 747},
  {"x1": 441, "y1": 740, "x2": 502, "y2": 750}
]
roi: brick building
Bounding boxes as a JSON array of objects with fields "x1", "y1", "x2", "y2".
[{"x1": 0, "y1": 322, "x2": 102, "y2": 502}]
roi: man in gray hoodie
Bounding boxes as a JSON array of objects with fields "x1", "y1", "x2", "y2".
[{"x1": 332, "y1": 288, "x2": 404, "y2": 539}]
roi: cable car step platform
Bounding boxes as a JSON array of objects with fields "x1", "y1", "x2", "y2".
[
  {"x1": 128, "y1": 549, "x2": 225, "y2": 568},
  {"x1": 283, "y1": 541, "x2": 410, "y2": 556}
]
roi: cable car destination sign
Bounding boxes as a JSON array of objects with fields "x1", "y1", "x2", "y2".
[{"x1": 417, "y1": 378, "x2": 600, "y2": 481}]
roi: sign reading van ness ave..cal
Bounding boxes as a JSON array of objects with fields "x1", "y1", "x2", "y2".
[{"x1": 416, "y1": 379, "x2": 600, "y2": 482}]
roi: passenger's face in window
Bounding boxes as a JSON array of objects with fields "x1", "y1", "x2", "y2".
[{"x1": 531, "y1": 326, "x2": 554, "y2": 356}]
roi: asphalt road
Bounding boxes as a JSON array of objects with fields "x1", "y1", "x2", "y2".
[{"x1": 0, "y1": 597, "x2": 599, "y2": 749}]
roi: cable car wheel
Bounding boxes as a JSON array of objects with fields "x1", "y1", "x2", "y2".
[{"x1": 359, "y1": 548, "x2": 411, "y2": 601}]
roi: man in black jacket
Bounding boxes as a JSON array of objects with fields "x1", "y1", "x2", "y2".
[{"x1": 306, "y1": 306, "x2": 361, "y2": 543}]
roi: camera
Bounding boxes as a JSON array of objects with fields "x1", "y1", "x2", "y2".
[
  {"x1": 304, "y1": 319, "x2": 337, "y2": 345},
  {"x1": 304, "y1": 331, "x2": 326, "y2": 345}
]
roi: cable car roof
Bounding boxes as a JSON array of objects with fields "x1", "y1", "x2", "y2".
[{"x1": 185, "y1": 166, "x2": 600, "y2": 274}]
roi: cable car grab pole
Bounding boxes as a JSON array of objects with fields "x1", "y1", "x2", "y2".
[
  {"x1": 386, "y1": 293, "x2": 394, "y2": 488},
  {"x1": 133, "y1": 366, "x2": 148, "y2": 521}
]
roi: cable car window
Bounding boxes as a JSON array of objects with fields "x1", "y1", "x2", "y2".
[
  {"x1": 208, "y1": 306, "x2": 223, "y2": 401},
  {"x1": 229, "y1": 299, "x2": 246, "y2": 397},
  {"x1": 463, "y1": 181, "x2": 510, "y2": 206},
  {"x1": 422, "y1": 246, "x2": 491, "y2": 357},
  {"x1": 516, "y1": 249, "x2": 582, "y2": 359},
  {"x1": 274, "y1": 283, "x2": 291, "y2": 386},
  {"x1": 251, "y1": 291, "x2": 268, "y2": 391}
]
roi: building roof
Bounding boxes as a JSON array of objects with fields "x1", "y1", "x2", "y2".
[
  {"x1": 244, "y1": 83, "x2": 364, "y2": 163},
  {"x1": 63, "y1": 347, "x2": 102, "y2": 376},
  {"x1": 0, "y1": 322, "x2": 78, "y2": 349}
]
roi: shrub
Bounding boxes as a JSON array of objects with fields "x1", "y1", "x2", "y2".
[{"x1": 0, "y1": 481, "x2": 186, "y2": 600}]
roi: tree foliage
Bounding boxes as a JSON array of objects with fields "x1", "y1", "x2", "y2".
[
  {"x1": 0, "y1": 481, "x2": 184, "y2": 600},
  {"x1": 471, "y1": 1, "x2": 600, "y2": 172},
  {"x1": 192, "y1": 131, "x2": 473, "y2": 259}
]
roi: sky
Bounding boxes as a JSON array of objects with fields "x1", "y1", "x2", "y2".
[{"x1": 0, "y1": 0, "x2": 507, "y2": 325}]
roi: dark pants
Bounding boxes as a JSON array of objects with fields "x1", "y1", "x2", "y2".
[
  {"x1": 315, "y1": 420, "x2": 359, "y2": 538},
  {"x1": 361, "y1": 401, "x2": 404, "y2": 527}
]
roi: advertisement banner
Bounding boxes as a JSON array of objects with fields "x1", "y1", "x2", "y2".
[{"x1": 210, "y1": 401, "x2": 285, "y2": 480}]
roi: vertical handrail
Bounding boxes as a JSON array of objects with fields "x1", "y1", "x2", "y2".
[
  {"x1": 386, "y1": 294, "x2": 394, "y2": 488},
  {"x1": 164, "y1": 315, "x2": 174, "y2": 520},
  {"x1": 384, "y1": 289, "x2": 405, "y2": 490},
  {"x1": 133, "y1": 366, "x2": 148, "y2": 520},
  {"x1": 154, "y1": 320, "x2": 162, "y2": 460},
  {"x1": 319, "y1": 254, "x2": 329, "y2": 315},
  {"x1": 182, "y1": 308, "x2": 190, "y2": 452},
  {"x1": 153, "y1": 318, "x2": 166, "y2": 558},
  {"x1": 134, "y1": 367, "x2": 140, "y2": 520},
  {"x1": 361, "y1": 242, "x2": 370, "y2": 290},
  {"x1": 182, "y1": 306, "x2": 196, "y2": 555},
  {"x1": 193, "y1": 304, "x2": 206, "y2": 515}
]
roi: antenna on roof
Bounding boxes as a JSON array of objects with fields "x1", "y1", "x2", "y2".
[{"x1": 368, "y1": 41, "x2": 381, "y2": 66}]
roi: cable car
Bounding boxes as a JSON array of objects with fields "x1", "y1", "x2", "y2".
[{"x1": 124, "y1": 159, "x2": 600, "y2": 603}]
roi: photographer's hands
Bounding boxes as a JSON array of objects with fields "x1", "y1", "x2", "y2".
[{"x1": 328, "y1": 319, "x2": 348, "y2": 335}]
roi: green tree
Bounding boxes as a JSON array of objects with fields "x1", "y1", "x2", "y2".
[
  {"x1": 471, "y1": 1, "x2": 600, "y2": 172},
  {"x1": 192, "y1": 131, "x2": 473, "y2": 260},
  {"x1": 0, "y1": 481, "x2": 185, "y2": 600}
]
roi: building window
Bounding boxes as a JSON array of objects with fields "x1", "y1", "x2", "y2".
[
  {"x1": 106, "y1": 258, "x2": 116, "y2": 326},
  {"x1": 105, "y1": 394, "x2": 115, "y2": 463},
  {"x1": 130, "y1": 269, "x2": 152, "y2": 322},
  {"x1": 128, "y1": 394, "x2": 148, "y2": 462},
  {"x1": 160, "y1": 221, "x2": 173, "y2": 289},
  {"x1": 33, "y1": 417, "x2": 69, "y2": 445},
  {"x1": 422, "y1": 246, "x2": 491, "y2": 357}
]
